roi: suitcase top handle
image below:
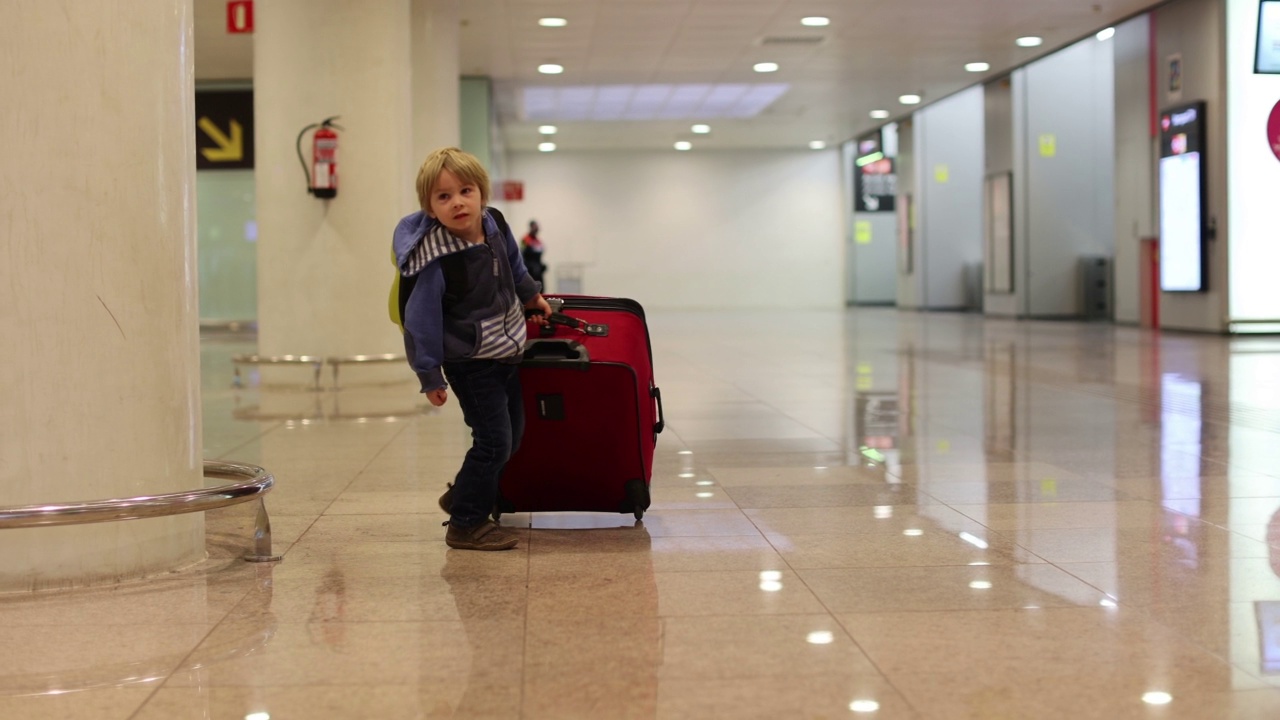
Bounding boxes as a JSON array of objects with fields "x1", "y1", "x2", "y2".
[{"x1": 526, "y1": 309, "x2": 609, "y2": 337}]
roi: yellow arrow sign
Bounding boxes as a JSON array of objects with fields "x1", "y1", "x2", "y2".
[{"x1": 198, "y1": 117, "x2": 243, "y2": 162}]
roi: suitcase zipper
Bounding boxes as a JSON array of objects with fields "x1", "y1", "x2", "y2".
[{"x1": 551, "y1": 296, "x2": 646, "y2": 321}]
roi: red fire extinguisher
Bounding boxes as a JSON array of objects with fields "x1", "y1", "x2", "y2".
[{"x1": 296, "y1": 116, "x2": 342, "y2": 199}]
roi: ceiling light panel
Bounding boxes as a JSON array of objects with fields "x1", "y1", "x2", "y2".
[{"x1": 520, "y1": 83, "x2": 789, "y2": 121}]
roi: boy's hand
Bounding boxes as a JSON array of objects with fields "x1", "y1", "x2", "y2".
[
  {"x1": 426, "y1": 388, "x2": 448, "y2": 406},
  {"x1": 525, "y1": 295, "x2": 553, "y2": 325}
]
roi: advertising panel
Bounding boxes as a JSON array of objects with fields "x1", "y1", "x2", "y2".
[
  {"x1": 1158, "y1": 102, "x2": 1208, "y2": 292},
  {"x1": 854, "y1": 131, "x2": 897, "y2": 213}
]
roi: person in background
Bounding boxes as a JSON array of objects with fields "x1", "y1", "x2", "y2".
[{"x1": 521, "y1": 220, "x2": 546, "y2": 288}]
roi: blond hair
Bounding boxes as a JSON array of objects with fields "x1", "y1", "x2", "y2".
[{"x1": 415, "y1": 147, "x2": 490, "y2": 211}]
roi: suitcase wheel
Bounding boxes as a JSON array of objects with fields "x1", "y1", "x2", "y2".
[{"x1": 625, "y1": 479, "x2": 650, "y2": 520}]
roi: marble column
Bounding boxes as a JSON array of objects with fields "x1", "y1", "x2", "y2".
[
  {"x1": 254, "y1": 0, "x2": 460, "y2": 384},
  {"x1": 0, "y1": 0, "x2": 205, "y2": 590}
]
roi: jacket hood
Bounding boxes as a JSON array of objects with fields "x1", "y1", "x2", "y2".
[
  {"x1": 392, "y1": 211, "x2": 437, "y2": 268},
  {"x1": 392, "y1": 209, "x2": 499, "y2": 276}
]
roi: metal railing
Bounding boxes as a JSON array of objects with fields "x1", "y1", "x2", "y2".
[
  {"x1": 326, "y1": 353, "x2": 403, "y2": 389},
  {"x1": 232, "y1": 354, "x2": 325, "y2": 390},
  {"x1": 0, "y1": 460, "x2": 282, "y2": 563},
  {"x1": 232, "y1": 353, "x2": 406, "y2": 390}
]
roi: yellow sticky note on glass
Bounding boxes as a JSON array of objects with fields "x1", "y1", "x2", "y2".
[
  {"x1": 856, "y1": 376, "x2": 873, "y2": 391},
  {"x1": 856, "y1": 363, "x2": 872, "y2": 375},
  {"x1": 1039, "y1": 134, "x2": 1057, "y2": 157},
  {"x1": 855, "y1": 221, "x2": 872, "y2": 245},
  {"x1": 934, "y1": 165, "x2": 950, "y2": 183}
]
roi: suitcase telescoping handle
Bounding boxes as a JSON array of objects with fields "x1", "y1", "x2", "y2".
[{"x1": 522, "y1": 339, "x2": 591, "y2": 370}]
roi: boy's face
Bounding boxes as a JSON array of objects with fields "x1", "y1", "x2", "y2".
[{"x1": 427, "y1": 168, "x2": 484, "y2": 239}]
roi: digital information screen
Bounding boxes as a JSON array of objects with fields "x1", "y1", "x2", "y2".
[
  {"x1": 1258, "y1": 0, "x2": 1280, "y2": 73},
  {"x1": 853, "y1": 130, "x2": 897, "y2": 213},
  {"x1": 1158, "y1": 102, "x2": 1208, "y2": 292}
]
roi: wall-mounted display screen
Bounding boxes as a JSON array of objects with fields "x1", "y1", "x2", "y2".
[
  {"x1": 1257, "y1": 0, "x2": 1280, "y2": 73},
  {"x1": 854, "y1": 129, "x2": 897, "y2": 213},
  {"x1": 1158, "y1": 102, "x2": 1208, "y2": 292}
]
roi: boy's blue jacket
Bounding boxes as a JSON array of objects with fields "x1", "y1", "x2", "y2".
[{"x1": 392, "y1": 207, "x2": 540, "y2": 392}]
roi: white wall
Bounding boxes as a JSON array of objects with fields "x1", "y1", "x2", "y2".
[
  {"x1": 1113, "y1": 15, "x2": 1155, "y2": 324},
  {"x1": 1226, "y1": 0, "x2": 1280, "y2": 329},
  {"x1": 1023, "y1": 35, "x2": 1117, "y2": 317},
  {"x1": 852, "y1": 214, "x2": 900, "y2": 303},
  {"x1": 498, "y1": 150, "x2": 845, "y2": 310},
  {"x1": 910, "y1": 86, "x2": 986, "y2": 309}
]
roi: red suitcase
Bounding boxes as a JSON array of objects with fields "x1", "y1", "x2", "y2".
[{"x1": 497, "y1": 295, "x2": 664, "y2": 519}]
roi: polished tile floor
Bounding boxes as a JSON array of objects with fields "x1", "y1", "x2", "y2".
[{"x1": 6, "y1": 308, "x2": 1280, "y2": 718}]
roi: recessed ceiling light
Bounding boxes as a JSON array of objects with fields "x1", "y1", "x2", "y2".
[
  {"x1": 674, "y1": 141, "x2": 692, "y2": 151},
  {"x1": 691, "y1": 124, "x2": 711, "y2": 134},
  {"x1": 538, "y1": 63, "x2": 564, "y2": 74},
  {"x1": 538, "y1": 142, "x2": 556, "y2": 152},
  {"x1": 809, "y1": 140, "x2": 826, "y2": 150},
  {"x1": 521, "y1": 83, "x2": 790, "y2": 121},
  {"x1": 899, "y1": 94, "x2": 922, "y2": 105},
  {"x1": 538, "y1": 125, "x2": 557, "y2": 134},
  {"x1": 870, "y1": 110, "x2": 890, "y2": 119},
  {"x1": 965, "y1": 62, "x2": 991, "y2": 72},
  {"x1": 849, "y1": 700, "x2": 881, "y2": 713},
  {"x1": 1016, "y1": 36, "x2": 1044, "y2": 47},
  {"x1": 753, "y1": 62, "x2": 779, "y2": 73},
  {"x1": 1097, "y1": 27, "x2": 1116, "y2": 41},
  {"x1": 538, "y1": 17, "x2": 568, "y2": 27},
  {"x1": 801, "y1": 16, "x2": 830, "y2": 27}
]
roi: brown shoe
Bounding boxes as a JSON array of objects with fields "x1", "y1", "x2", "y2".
[{"x1": 445, "y1": 520, "x2": 518, "y2": 551}]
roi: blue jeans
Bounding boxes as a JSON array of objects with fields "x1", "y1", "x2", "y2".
[{"x1": 442, "y1": 359, "x2": 524, "y2": 528}]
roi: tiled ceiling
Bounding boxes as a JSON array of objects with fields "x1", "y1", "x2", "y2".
[{"x1": 195, "y1": 0, "x2": 1165, "y2": 152}]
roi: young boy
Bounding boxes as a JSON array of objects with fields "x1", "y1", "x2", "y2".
[{"x1": 392, "y1": 147, "x2": 551, "y2": 551}]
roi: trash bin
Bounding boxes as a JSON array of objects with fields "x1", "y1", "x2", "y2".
[
  {"x1": 1080, "y1": 256, "x2": 1112, "y2": 319},
  {"x1": 555, "y1": 262, "x2": 585, "y2": 294},
  {"x1": 963, "y1": 262, "x2": 984, "y2": 312}
]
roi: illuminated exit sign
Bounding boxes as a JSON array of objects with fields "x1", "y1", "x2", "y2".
[{"x1": 227, "y1": 1, "x2": 253, "y2": 34}]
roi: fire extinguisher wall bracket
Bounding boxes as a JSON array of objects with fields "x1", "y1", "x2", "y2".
[{"x1": 296, "y1": 116, "x2": 342, "y2": 199}]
